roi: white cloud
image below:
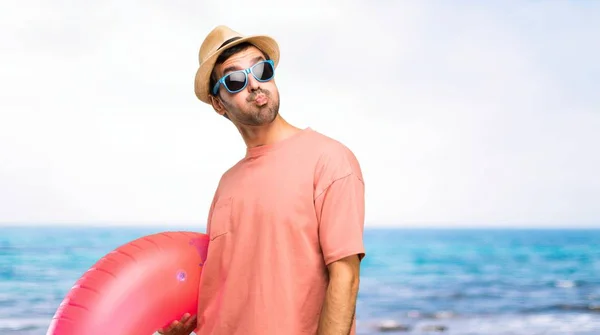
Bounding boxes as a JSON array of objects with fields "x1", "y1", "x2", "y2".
[{"x1": 0, "y1": 0, "x2": 598, "y2": 227}]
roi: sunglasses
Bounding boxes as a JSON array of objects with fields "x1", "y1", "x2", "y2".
[{"x1": 212, "y1": 59, "x2": 275, "y2": 95}]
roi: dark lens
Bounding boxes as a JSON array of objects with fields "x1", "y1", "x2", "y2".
[
  {"x1": 253, "y1": 61, "x2": 274, "y2": 81},
  {"x1": 224, "y1": 71, "x2": 246, "y2": 92}
]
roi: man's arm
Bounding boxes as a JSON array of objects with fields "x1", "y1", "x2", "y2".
[
  {"x1": 317, "y1": 254, "x2": 361, "y2": 335},
  {"x1": 313, "y1": 145, "x2": 366, "y2": 335}
]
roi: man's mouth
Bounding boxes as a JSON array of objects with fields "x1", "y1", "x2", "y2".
[
  {"x1": 254, "y1": 94, "x2": 268, "y2": 106},
  {"x1": 248, "y1": 89, "x2": 269, "y2": 103}
]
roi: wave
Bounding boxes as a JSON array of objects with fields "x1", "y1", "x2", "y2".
[
  {"x1": 522, "y1": 304, "x2": 600, "y2": 313},
  {"x1": 0, "y1": 318, "x2": 49, "y2": 332}
]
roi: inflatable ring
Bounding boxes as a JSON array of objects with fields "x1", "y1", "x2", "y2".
[{"x1": 46, "y1": 231, "x2": 209, "y2": 335}]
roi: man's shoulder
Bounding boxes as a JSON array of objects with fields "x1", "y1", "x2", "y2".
[
  {"x1": 306, "y1": 128, "x2": 356, "y2": 156},
  {"x1": 307, "y1": 129, "x2": 363, "y2": 182},
  {"x1": 218, "y1": 157, "x2": 246, "y2": 182}
]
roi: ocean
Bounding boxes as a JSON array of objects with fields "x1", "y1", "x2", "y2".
[{"x1": 1, "y1": 226, "x2": 599, "y2": 334}]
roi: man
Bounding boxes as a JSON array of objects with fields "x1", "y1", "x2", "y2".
[{"x1": 158, "y1": 25, "x2": 366, "y2": 335}]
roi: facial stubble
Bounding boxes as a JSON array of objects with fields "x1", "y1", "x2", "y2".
[{"x1": 223, "y1": 89, "x2": 280, "y2": 126}]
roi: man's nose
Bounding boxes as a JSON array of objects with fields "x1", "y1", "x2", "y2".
[{"x1": 246, "y1": 72, "x2": 260, "y2": 91}]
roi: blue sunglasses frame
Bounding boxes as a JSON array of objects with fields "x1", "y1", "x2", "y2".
[{"x1": 212, "y1": 59, "x2": 275, "y2": 95}]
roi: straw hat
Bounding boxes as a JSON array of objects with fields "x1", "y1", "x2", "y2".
[{"x1": 194, "y1": 25, "x2": 280, "y2": 104}]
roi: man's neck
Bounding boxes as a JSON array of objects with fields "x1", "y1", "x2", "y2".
[{"x1": 237, "y1": 116, "x2": 302, "y2": 148}]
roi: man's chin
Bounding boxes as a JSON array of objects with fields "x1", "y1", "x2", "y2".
[{"x1": 258, "y1": 108, "x2": 278, "y2": 125}]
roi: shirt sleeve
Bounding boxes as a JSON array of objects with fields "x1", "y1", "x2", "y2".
[{"x1": 315, "y1": 172, "x2": 366, "y2": 265}]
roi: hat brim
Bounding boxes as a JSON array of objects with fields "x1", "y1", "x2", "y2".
[{"x1": 194, "y1": 35, "x2": 280, "y2": 104}]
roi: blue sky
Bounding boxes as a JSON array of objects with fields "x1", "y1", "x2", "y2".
[{"x1": 1, "y1": 0, "x2": 599, "y2": 227}]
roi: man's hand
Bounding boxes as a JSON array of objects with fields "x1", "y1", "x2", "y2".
[
  {"x1": 317, "y1": 254, "x2": 361, "y2": 335},
  {"x1": 157, "y1": 313, "x2": 197, "y2": 335}
]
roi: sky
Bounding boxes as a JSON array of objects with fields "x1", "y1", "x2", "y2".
[{"x1": 1, "y1": 0, "x2": 599, "y2": 228}]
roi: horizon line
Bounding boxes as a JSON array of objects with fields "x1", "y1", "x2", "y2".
[{"x1": 0, "y1": 222, "x2": 598, "y2": 230}]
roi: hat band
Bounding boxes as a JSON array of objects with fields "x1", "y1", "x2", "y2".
[{"x1": 217, "y1": 36, "x2": 243, "y2": 50}]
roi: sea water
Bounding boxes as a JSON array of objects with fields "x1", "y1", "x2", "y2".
[{"x1": 1, "y1": 226, "x2": 599, "y2": 334}]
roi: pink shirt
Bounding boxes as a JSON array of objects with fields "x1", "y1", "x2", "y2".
[{"x1": 195, "y1": 128, "x2": 365, "y2": 335}]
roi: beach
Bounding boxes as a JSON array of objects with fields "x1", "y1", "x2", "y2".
[{"x1": 1, "y1": 226, "x2": 600, "y2": 334}]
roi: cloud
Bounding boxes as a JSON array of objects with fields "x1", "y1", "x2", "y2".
[{"x1": 0, "y1": 0, "x2": 598, "y2": 227}]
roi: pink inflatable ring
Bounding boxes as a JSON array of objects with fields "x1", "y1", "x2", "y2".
[{"x1": 47, "y1": 231, "x2": 209, "y2": 335}]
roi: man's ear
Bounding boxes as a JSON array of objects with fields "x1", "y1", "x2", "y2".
[{"x1": 210, "y1": 95, "x2": 225, "y2": 116}]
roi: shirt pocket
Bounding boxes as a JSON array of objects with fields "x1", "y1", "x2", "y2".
[{"x1": 209, "y1": 197, "x2": 232, "y2": 241}]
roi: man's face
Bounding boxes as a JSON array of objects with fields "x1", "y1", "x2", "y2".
[{"x1": 212, "y1": 46, "x2": 280, "y2": 126}]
